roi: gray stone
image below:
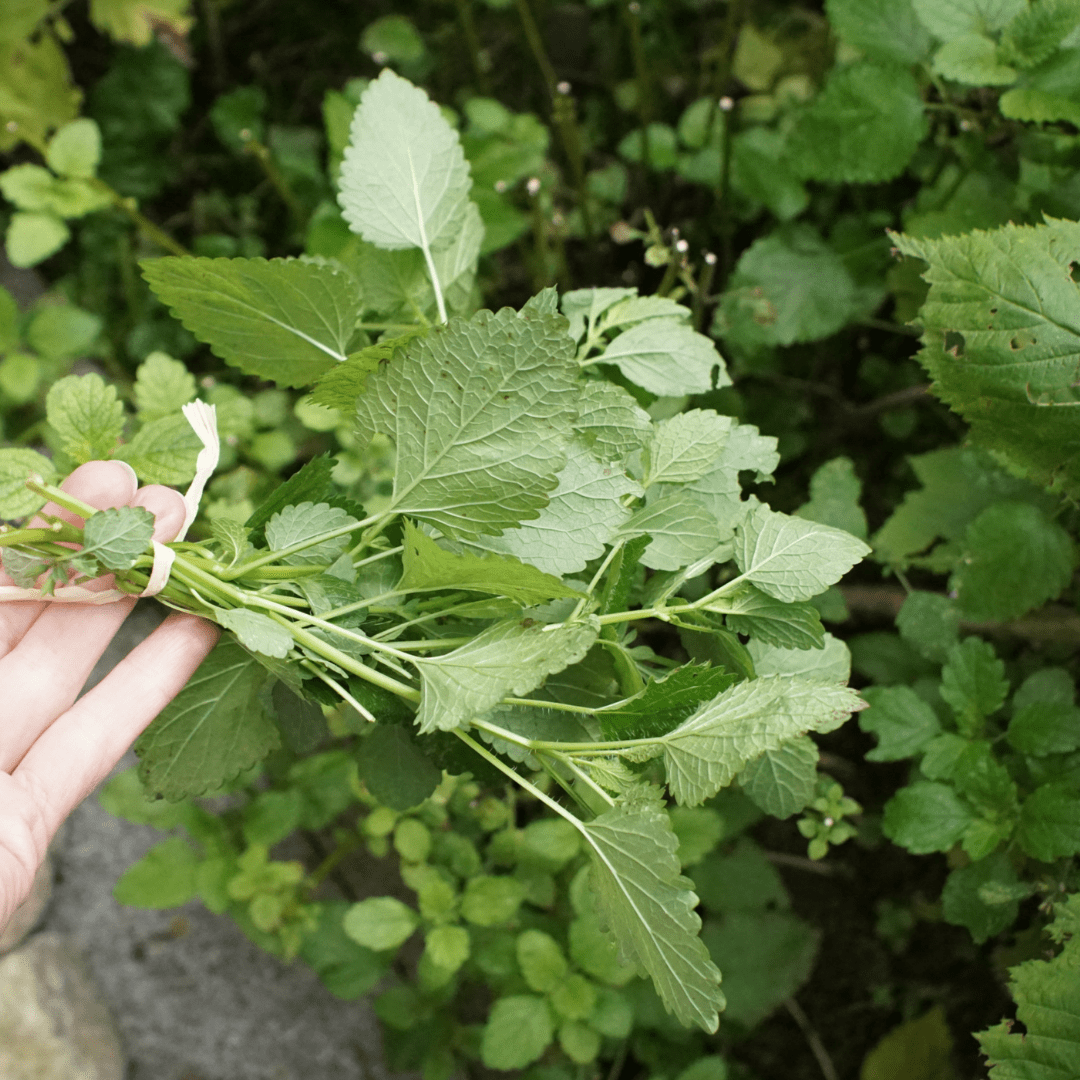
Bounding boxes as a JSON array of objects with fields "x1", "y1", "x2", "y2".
[{"x1": 0, "y1": 931, "x2": 125, "y2": 1080}]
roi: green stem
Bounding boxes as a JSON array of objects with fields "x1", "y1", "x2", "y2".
[
  {"x1": 556, "y1": 753, "x2": 616, "y2": 807},
  {"x1": 90, "y1": 180, "x2": 191, "y2": 257},
  {"x1": 299, "y1": 659, "x2": 375, "y2": 722},
  {"x1": 303, "y1": 830, "x2": 363, "y2": 896},
  {"x1": 455, "y1": 0, "x2": 492, "y2": 93},
  {"x1": 221, "y1": 514, "x2": 383, "y2": 579},
  {"x1": 23, "y1": 479, "x2": 99, "y2": 520},
  {"x1": 243, "y1": 139, "x2": 306, "y2": 227}
]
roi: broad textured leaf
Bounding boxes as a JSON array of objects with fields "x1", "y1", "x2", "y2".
[
  {"x1": 734, "y1": 501, "x2": 870, "y2": 603},
  {"x1": 0, "y1": 448, "x2": 57, "y2": 519},
  {"x1": 133, "y1": 350, "x2": 196, "y2": 422},
  {"x1": 600, "y1": 664, "x2": 738, "y2": 741},
  {"x1": 860, "y1": 1009, "x2": 955, "y2": 1080},
  {"x1": 825, "y1": 0, "x2": 933, "y2": 63},
  {"x1": 415, "y1": 617, "x2": 599, "y2": 733},
  {"x1": 45, "y1": 373, "x2": 125, "y2": 464},
  {"x1": 943, "y1": 852, "x2": 1022, "y2": 943},
  {"x1": 644, "y1": 410, "x2": 732, "y2": 487},
  {"x1": 343, "y1": 896, "x2": 419, "y2": 951},
  {"x1": 940, "y1": 637, "x2": 1009, "y2": 729},
  {"x1": 265, "y1": 502, "x2": 359, "y2": 565},
  {"x1": 480, "y1": 995, "x2": 554, "y2": 1070},
  {"x1": 245, "y1": 454, "x2": 336, "y2": 535},
  {"x1": 81, "y1": 506, "x2": 155, "y2": 571},
  {"x1": 5, "y1": 211, "x2": 69, "y2": 268},
  {"x1": 470, "y1": 439, "x2": 641, "y2": 575},
  {"x1": 356, "y1": 724, "x2": 440, "y2": 811},
  {"x1": 310, "y1": 331, "x2": 424, "y2": 412},
  {"x1": 574, "y1": 380, "x2": 653, "y2": 464},
  {"x1": 114, "y1": 413, "x2": 201, "y2": 486},
  {"x1": 215, "y1": 607, "x2": 294, "y2": 659},
  {"x1": 619, "y1": 493, "x2": 723, "y2": 572},
  {"x1": 747, "y1": 633, "x2": 852, "y2": 681},
  {"x1": 140, "y1": 256, "x2": 362, "y2": 388},
  {"x1": 561, "y1": 286, "x2": 636, "y2": 342},
  {"x1": 1000, "y1": 0, "x2": 1080, "y2": 67},
  {"x1": 912, "y1": 0, "x2": 1026, "y2": 40},
  {"x1": 658, "y1": 675, "x2": 865, "y2": 806},
  {"x1": 46, "y1": 117, "x2": 102, "y2": 179},
  {"x1": 338, "y1": 68, "x2": 471, "y2": 253},
  {"x1": 795, "y1": 456, "x2": 867, "y2": 540},
  {"x1": 933, "y1": 34, "x2": 1018, "y2": 85},
  {"x1": 999, "y1": 86, "x2": 1080, "y2": 126},
  {"x1": 1017, "y1": 782, "x2": 1080, "y2": 861},
  {"x1": 710, "y1": 582, "x2": 826, "y2": 651},
  {"x1": 859, "y1": 685, "x2": 942, "y2": 761},
  {"x1": 1008, "y1": 701, "x2": 1080, "y2": 756},
  {"x1": 355, "y1": 305, "x2": 579, "y2": 539},
  {"x1": 582, "y1": 785, "x2": 724, "y2": 1031},
  {"x1": 788, "y1": 63, "x2": 928, "y2": 184},
  {"x1": 736, "y1": 735, "x2": 819, "y2": 818},
  {"x1": 135, "y1": 640, "x2": 280, "y2": 800},
  {"x1": 399, "y1": 520, "x2": 581, "y2": 605},
  {"x1": 598, "y1": 318, "x2": 728, "y2": 397},
  {"x1": 896, "y1": 590, "x2": 961, "y2": 663},
  {"x1": 892, "y1": 221, "x2": 1080, "y2": 497},
  {"x1": 882, "y1": 782, "x2": 976, "y2": 853},
  {"x1": 112, "y1": 837, "x2": 198, "y2": 908}
]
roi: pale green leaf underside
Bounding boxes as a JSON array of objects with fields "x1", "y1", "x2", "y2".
[
  {"x1": 645, "y1": 409, "x2": 733, "y2": 487},
  {"x1": 599, "y1": 318, "x2": 729, "y2": 397},
  {"x1": 574, "y1": 380, "x2": 653, "y2": 465},
  {"x1": 737, "y1": 735, "x2": 819, "y2": 819},
  {"x1": 114, "y1": 413, "x2": 201, "y2": 486},
  {"x1": 45, "y1": 373, "x2": 125, "y2": 464},
  {"x1": 81, "y1": 506, "x2": 155, "y2": 571},
  {"x1": 215, "y1": 607, "x2": 294, "y2": 659},
  {"x1": 0, "y1": 447, "x2": 57, "y2": 519},
  {"x1": 618, "y1": 492, "x2": 724, "y2": 572},
  {"x1": 265, "y1": 502, "x2": 359, "y2": 565}
]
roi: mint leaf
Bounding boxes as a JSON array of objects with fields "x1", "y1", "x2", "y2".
[
  {"x1": 788, "y1": 62, "x2": 927, "y2": 184},
  {"x1": 795, "y1": 456, "x2": 867, "y2": 540},
  {"x1": 561, "y1": 286, "x2": 636, "y2": 341},
  {"x1": 619, "y1": 493, "x2": 723, "y2": 572},
  {"x1": 133, "y1": 350, "x2": 196, "y2": 422},
  {"x1": 710, "y1": 582, "x2": 826, "y2": 651},
  {"x1": 343, "y1": 896, "x2": 419, "y2": 951},
  {"x1": 1, "y1": 547, "x2": 47, "y2": 588},
  {"x1": 1008, "y1": 701, "x2": 1080, "y2": 756},
  {"x1": 301, "y1": 901, "x2": 387, "y2": 1000},
  {"x1": 1018, "y1": 782, "x2": 1080, "y2": 861},
  {"x1": 45, "y1": 373, "x2": 125, "y2": 464},
  {"x1": 114, "y1": 413, "x2": 201, "y2": 486},
  {"x1": 942, "y1": 851, "x2": 1022, "y2": 943},
  {"x1": 574, "y1": 380, "x2": 653, "y2": 465},
  {"x1": 747, "y1": 632, "x2": 851, "y2": 681},
  {"x1": 356, "y1": 724, "x2": 440, "y2": 811},
  {"x1": 309, "y1": 330, "x2": 424, "y2": 412},
  {"x1": 356, "y1": 305, "x2": 579, "y2": 540},
  {"x1": 912, "y1": 0, "x2": 1026, "y2": 40},
  {"x1": 825, "y1": 0, "x2": 933, "y2": 63},
  {"x1": 598, "y1": 318, "x2": 727, "y2": 397},
  {"x1": 644, "y1": 410, "x2": 732, "y2": 487},
  {"x1": 896, "y1": 590, "x2": 960, "y2": 663},
  {"x1": 892, "y1": 221, "x2": 1080, "y2": 497},
  {"x1": 472, "y1": 440, "x2": 641, "y2": 575},
  {"x1": 999, "y1": 85, "x2": 1080, "y2": 125},
  {"x1": 859, "y1": 685, "x2": 942, "y2": 762},
  {"x1": 112, "y1": 837, "x2": 199, "y2": 908},
  {"x1": 951, "y1": 502, "x2": 1074, "y2": 621},
  {"x1": 1000, "y1": 0, "x2": 1080, "y2": 67},
  {"x1": 582, "y1": 785, "x2": 724, "y2": 1032},
  {"x1": 882, "y1": 782, "x2": 976, "y2": 854},
  {"x1": 399, "y1": 520, "x2": 582, "y2": 605},
  {"x1": 737, "y1": 735, "x2": 819, "y2": 818},
  {"x1": 0, "y1": 447, "x2": 57, "y2": 519},
  {"x1": 940, "y1": 637, "x2": 1009, "y2": 733},
  {"x1": 338, "y1": 69, "x2": 471, "y2": 254},
  {"x1": 933, "y1": 34, "x2": 1017, "y2": 85},
  {"x1": 600, "y1": 664, "x2": 738, "y2": 741},
  {"x1": 135, "y1": 640, "x2": 280, "y2": 801},
  {"x1": 245, "y1": 453, "x2": 336, "y2": 535},
  {"x1": 80, "y1": 505, "x2": 155, "y2": 571},
  {"x1": 415, "y1": 617, "x2": 599, "y2": 733},
  {"x1": 658, "y1": 675, "x2": 864, "y2": 807},
  {"x1": 215, "y1": 607, "x2": 294, "y2": 659},
  {"x1": 140, "y1": 256, "x2": 362, "y2": 387},
  {"x1": 480, "y1": 995, "x2": 554, "y2": 1070},
  {"x1": 734, "y1": 500, "x2": 870, "y2": 603},
  {"x1": 265, "y1": 502, "x2": 360, "y2": 565}
]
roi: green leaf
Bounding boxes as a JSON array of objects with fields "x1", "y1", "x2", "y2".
[
  {"x1": 1, "y1": 547, "x2": 47, "y2": 588},
  {"x1": 140, "y1": 256, "x2": 362, "y2": 388},
  {"x1": 215, "y1": 607, "x2": 294, "y2": 659},
  {"x1": 912, "y1": 0, "x2": 1026, "y2": 39},
  {"x1": 891, "y1": 220, "x2": 1080, "y2": 498},
  {"x1": 480, "y1": 995, "x2": 554, "y2": 1070},
  {"x1": 975, "y1": 892, "x2": 1080, "y2": 1078},
  {"x1": 896, "y1": 591, "x2": 960, "y2": 663},
  {"x1": 601, "y1": 664, "x2": 738, "y2": 741},
  {"x1": 399, "y1": 520, "x2": 581, "y2": 605},
  {"x1": 461, "y1": 875, "x2": 526, "y2": 926},
  {"x1": 0, "y1": 165, "x2": 110, "y2": 217},
  {"x1": 747, "y1": 631, "x2": 851, "y2": 681},
  {"x1": 425, "y1": 924, "x2": 470, "y2": 976},
  {"x1": 788, "y1": 63, "x2": 928, "y2": 184},
  {"x1": 114, "y1": 412, "x2": 200, "y2": 486},
  {"x1": 643, "y1": 410, "x2": 732, "y2": 487},
  {"x1": 715, "y1": 227, "x2": 857, "y2": 348},
  {"x1": 859, "y1": 685, "x2": 942, "y2": 762},
  {"x1": 25, "y1": 304, "x2": 102, "y2": 360},
  {"x1": 561, "y1": 287, "x2": 636, "y2": 342},
  {"x1": 338, "y1": 68, "x2": 472, "y2": 254},
  {"x1": 700, "y1": 909, "x2": 819, "y2": 1028},
  {"x1": 415, "y1": 617, "x2": 598, "y2": 733},
  {"x1": 355, "y1": 305, "x2": 579, "y2": 540},
  {"x1": 356, "y1": 724, "x2": 440, "y2": 811},
  {"x1": 690, "y1": 838, "x2": 788, "y2": 913},
  {"x1": 933, "y1": 34, "x2": 1017, "y2": 85},
  {"x1": 736, "y1": 735, "x2": 819, "y2": 818},
  {"x1": 46, "y1": 118, "x2": 102, "y2": 178},
  {"x1": 860, "y1": 1007, "x2": 954, "y2": 1080},
  {"x1": 517, "y1": 929, "x2": 569, "y2": 992},
  {"x1": 710, "y1": 582, "x2": 826, "y2": 651},
  {"x1": 669, "y1": 806, "x2": 725, "y2": 867},
  {"x1": 951, "y1": 502, "x2": 1074, "y2": 621},
  {"x1": 942, "y1": 852, "x2": 1022, "y2": 943},
  {"x1": 999, "y1": 86, "x2": 1080, "y2": 126},
  {"x1": 574, "y1": 380, "x2": 653, "y2": 465},
  {"x1": 940, "y1": 637, "x2": 1008, "y2": 732},
  {"x1": 343, "y1": 896, "x2": 419, "y2": 951},
  {"x1": 472, "y1": 439, "x2": 641, "y2": 575},
  {"x1": 795, "y1": 456, "x2": 867, "y2": 540},
  {"x1": 245, "y1": 453, "x2": 336, "y2": 536},
  {"x1": 824, "y1": 0, "x2": 933, "y2": 64},
  {"x1": 618, "y1": 123, "x2": 680, "y2": 169},
  {"x1": 133, "y1": 350, "x2": 196, "y2": 422},
  {"x1": 361, "y1": 14, "x2": 427, "y2": 64},
  {"x1": 581, "y1": 785, "x2": 723, "y2": 1032},
  {"x1": 657, "y1": 675, "x2": 864, "y2": 807},
  {"x1": 734, "y1": 500, "x2": 871, "y2": 603},
  {"x1": 309, "y1": 330, "x2": 424, "y2": 412},
  {"x1": 619, "y1": 493, "x2": 724, "y2": 572},
  {"x1": 597, "y1": 318, "x2": 728, "y2": 397},
  {"x1": 1000, "y1": 0, "x2": 1080, "y2": 67},
  {"x1": 265, "y1": 501, "x2": 359, "y2": 565},
  {"x1": 1008, "y1": 701, "x2": 1080, "y2": 756},
  {"x1": 301, "y1": 900, "x2": 387, "y2": 999},
  {"x1": 45, "y1": 373, "x2": 126, "y2": 464},
  {"x1": 112, "y1": 837, "x2": 199, "y2": 908},
  {"x1": 0, "y1": 447, "x2": 57, "y2": 519},
  {"x1": 882, "y1": 782, "x2": 976, "y2": 853},
  {"x1": 135, "y1": 640, "x2": 280, "y2": 801},
  {"x1": 1018, "y1": 782, "x2": 1080, "y2": 861},
  {"x1": 81, "y1": 505, "x2": 155, "y2": 571}
]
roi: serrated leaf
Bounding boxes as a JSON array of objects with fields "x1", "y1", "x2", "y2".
[
  {"x1": 581, "y1": 785, "x2": 723, "y2": 1031},
  {"x1": 140, "y1": 256, "x2": 362, "y2": 388},
  {"x1": 245, "y1": 454, "x2": 336, "y2": 535},
  {"x1": 619, "y1": 492, "x2": 723, "y2": 572},
  {"x1": 657, "y1": 675, "x2": 865, "y2": 807},
  {"x1": 882, "y1": 781, "x2": 977, "y2": 854},
  {"x1": 734, "y1": 500, "x2": 870, "y2": 603},
  {"x1": 709, "y1": 582, "x2": 826, "y2": 651},
  {"x1": 1001, "y1": 0, "x2": 1080, "y2": 67},
  {"x1": 310, "y1": 330, "x2": 424, "y2": 412},
  {"x1": 265, "y1": 502, "x2": 360, "y2": 565},
  {"x1": 574, "y1": 380, "x2": 653, "y2": 464},
  {"x1": 0, "y1": 448, "x2": 57, "y2": 519},
  {"x1": 737, "y1": 735, "x2": 819, "y2": 818},
  {"x1": 825, "y1": 0, "x2": 933, "y2": 63},
  {"x1": 343, "y1": 896, "x2": 419, "y2": 951},
  {"x1": 356, "y1": 724, "x2": 440, "y2": 811},
  {"x1": 114, "y1": 412, "x2": 201, "y2": 486},
  {"x1": 912, "y1": 0, "x2": 1026, "y2": 40},
  {"x1": 133, "y1": 350, "x2": 196, "y2": 422},
  {"x1": 80, "y1": 505, "x2": 155, "y2": 571},
  {"x1": 135, "y1": 640, "x2": 280, "y2": 801},
  {"x1": 214, "y1": 607, "x2": 294, "y2": 659},
  {"x1": 480, "y1": 995, "x2": 554, "y2": 1070},
  {"x1": 747, "y1": 632, "x2": 851, "y2": 681},
  {"x1": 45, "y1": 373, "x2": 125, "y2": 464},
  {"x1": 999, "y1": 86, "x2": 1080, "y2": 126},
  {"x1": 940, "y1": 637, "x2": 1008, "y2": 731},
  {"x1": 644, "y1": 410, "x2": 732, "y2": 487},
  {"x1": 471, "y1": 439, "x2": 641, "y2": 575},
  {"x1": 209, "y1": 518, "x2": 252, "y2": 568},
  {"x1": 1018, "y1": 782, "x2": 1080, "y2": 861},
  {"x1": 1, "y1": 547, "x2": 47, "y2": 588},
  {"x1": 598, "y1": 318, "x2": 728, "y2": 397},
  {"x1": 933, "y1": 34, "x2": 1017, "y2": 85},
  {"x1": 399, "y1": 520, "x2": 582, "y2": 605},
  {"x1": 1008, "y1": 701, "x2": 1080, "y2": 756},
  {"x1": 355, "y1": 305, "x2": 579, "y2": 540},
  {"x1": 795, "y1": 456, "x2": 867, "y2": 540},
  {"x1": 112, "y1": 837, "x2": 199, "y2": 909},
  {"x1": 561, "y1": 286, "x2": 637, "y2": 342},
  {"x1": 338, "y1": 68, "x2": 472, "y2": 254},
  {"x1": 415, "y1": 617, "x2": 599, "y2": 733},
  {"x1": 943, "y1": 852, "x2": 1023, "y2": 943},
  {"x1": 859, "y1": 685, "x2": 943, "y2": 762},
  {"x1": 896, "y1": 590, "x2": 961, "y2": 663},
  {"x1": 600, "y1": 664, "x2": 738, "y2": 741}
]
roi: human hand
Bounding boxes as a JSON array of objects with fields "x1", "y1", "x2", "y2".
[{"x1": 0, "y1": 460, "x2": 219, "y2": 930}]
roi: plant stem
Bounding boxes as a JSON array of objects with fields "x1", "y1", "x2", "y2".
[
  {"x1": 243, "y1": 139, "x2": 306, "y2": 228},
  {"x1": 455, "y1": 0, "x2": 491, "y2": 93},
  {"x1": 221, "y1": 514, "x2": 383, "y2": 579},
  {"x1": 300, "y1": 660, "x2": 375, "y2": 722},
  {"x1": 90, "y1": 180, "x2": 191, "y2": 257},
  {"x1": 784, "y1": 998, "x2": 839, "y2": 1080}
]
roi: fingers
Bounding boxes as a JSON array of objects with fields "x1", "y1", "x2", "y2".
[
  {"x1": 12, "y1": 614, "x2": 220, "y2": 838},
  {"x1": 131, "y1": 485, "x2": 187, "y2": 543}
]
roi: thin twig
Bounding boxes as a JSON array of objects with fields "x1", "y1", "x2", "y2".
[
  {"x1": 785, "y1": 997, "x2": 840, "y2": 1080},
  {"x1": 764, "y1": 851, "x2": 836, "y2": 876}
]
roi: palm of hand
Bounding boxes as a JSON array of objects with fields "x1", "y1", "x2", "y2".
[{"x1": 0, "y1": 461, "x2": 218, "y2": 929}]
